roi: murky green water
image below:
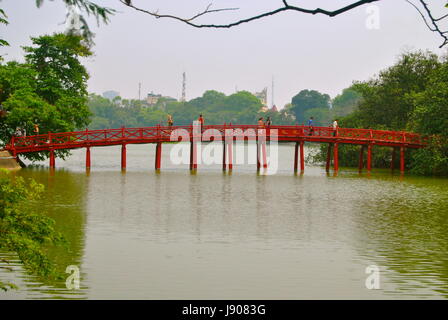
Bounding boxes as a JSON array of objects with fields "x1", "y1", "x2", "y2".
[{"x1": 1, "y1": 143, "x2": 447, "y2": 299}]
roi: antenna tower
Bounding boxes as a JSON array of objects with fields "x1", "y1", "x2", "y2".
[{"x1": 181, "y1": 72, "x2": 186, "y2": 102}]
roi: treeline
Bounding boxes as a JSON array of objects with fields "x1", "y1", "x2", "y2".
[
  {"x1": 88, "y1": 86, "x2": 361, "y2": 129},
  {"x1": 88, "y1": 90, "x2": 296, "y2": 128},
  {"x1": 313, "y1": 50, "x2": 448, "y2": 176}
]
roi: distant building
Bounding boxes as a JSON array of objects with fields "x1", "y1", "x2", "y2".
[
  {"x1": 254, "y1": 87, "x2": 268, "y2": 112},
  {"x1": 102, "y1": 90, "x2": 120, "y2": 101},
  {"x1": 147, "y1": 92, "x2": 162, "y2": 105},
  {"x1": 254, "y1": 87, "x2": 268, "y2": 105},
  {"x1": 146, "y1": 92, "x2": 177, "y2": 106},
  {"x1": 271, "y1": 105, "x2": 278, "y2": 112}
]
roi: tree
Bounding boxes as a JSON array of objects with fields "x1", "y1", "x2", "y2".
[
  {"x1": 0, "y1": 169, "x2": 65, "y2": 291},
  {"x1": 0, "y1": 34, "x2": 92, "y2": 161},
  {"x1": 0, "y1": 8, "x2": 8, "y2": 47},
  {"x1": 352, "y1": 51, "x2": 440, "y2": 130},
  {"x1": 332, "y1": 86, "x2": 362, "y2": 118},
  {"x1": 408, "y1": 62, "x2": 448, "y2": 175},
  {"x1": 290, "y1": 89, "x2": 330, "y2": 124},
  {"x1": 119, "y1": 0, "x2": 448, "y2": 48}
]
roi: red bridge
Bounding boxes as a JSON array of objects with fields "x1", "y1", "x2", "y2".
[{"x1": 5, "y1": 124, "x2": 427, "y2": 173}]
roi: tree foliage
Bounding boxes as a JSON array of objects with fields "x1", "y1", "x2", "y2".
[
  {"x1": 290, "y1": 89, "x2": 331, "y2": 125},
  {"x1": 0, "y1": 170, "x2": 65, "y2": 291},
  {"x1": 0, "y1": 34, "x2": 92, "y2": 161},
  {"x1": 88, "y1": 90, "x2": 296, "y2": 129},
  {"x1": 312, "y1": 50, "x2": 448, "y2": 176}
]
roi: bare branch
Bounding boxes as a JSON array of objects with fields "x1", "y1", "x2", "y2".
[
  {"x1": 118, "y1": 0, "x2": 448, "y2": 47},
  {"x1": 407, "y1": 0, "x2": 448, "y2": 48},
  {"x1": 119, "y1": 0, "x2": 381, "y2": 28}
]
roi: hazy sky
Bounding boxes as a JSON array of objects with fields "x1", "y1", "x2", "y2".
[{"x1": 1, "y1": 0, "x2": 447, "y2": 108}]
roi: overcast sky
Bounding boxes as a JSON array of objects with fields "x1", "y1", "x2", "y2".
[{"x1": 1, "y1": 0, "x2": 447, "y2": 108}]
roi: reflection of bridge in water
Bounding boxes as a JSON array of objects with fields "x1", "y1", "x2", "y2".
[{"x1": 6, "y1": 125, "x2": 427, "y2": 174}]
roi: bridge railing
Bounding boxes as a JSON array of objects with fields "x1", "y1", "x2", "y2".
[{"x1": 8, "y1": 124, "x2": 427, "y2": 153}]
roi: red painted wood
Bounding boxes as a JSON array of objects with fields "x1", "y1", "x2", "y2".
[
  {"x1": 190, "y1": 141, "x2": 197, "y2": 170},
  {"x1": 367, "y1": 144, "x2": 372, "y2": 172},
  {"x1": 326, "y1": 144, "x2": 332, "y2": 173},
  {"x1": 334, "y1": 143, "x2": 339, "y2": 172},
  {"x1": 222, "y1": 141, "x2": 227, "y2": 171},
  {"x1": 261, "y1": 142, "x2": 267, "y2": 169},
  {"x1": 400, "y1": 147, "x2": 405, "y2": 173},
  {"x1": 391, "y1": 147, "x2": 396, "y2": 171},
  {"x1": 121, "y1": 144, "x2": 126, "y2": 170},
  {"x1": 228, "y1": 140, "x2": 233, "y2": 171},
  {"x1": 155, "y1": 142, "x2": 162, "y2": 170},
  {"x1": 359, "y1": 146, "x2": 364, "y2": 172},
  {"x1": 294, "y1": 142, "x2": 299, "y2": 173},
  {"x1": 86, "y1": 147, "x2": 91, "y2": 169},
  {"x1": 5, "y1": 125, "x2": 425, "y2": 173},
  {"x1": 49, "y1": 149, "x2": 55, "y2": 168},
  {"x1": 300, "y1": 141, "x2": 305, "y2": 172}
]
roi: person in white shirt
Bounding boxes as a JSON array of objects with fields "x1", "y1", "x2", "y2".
[{"x1": 332, "y1": 119, "x2": 338, "y2": 136}]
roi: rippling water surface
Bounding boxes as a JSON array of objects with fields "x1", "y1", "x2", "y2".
[{"x1": 1, "y1": 143, "x2": 447, "y2": 299}]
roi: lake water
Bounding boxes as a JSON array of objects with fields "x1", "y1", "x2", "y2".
[{"x1": 1, "y1": 143, "x2": 447, "y2": 299}]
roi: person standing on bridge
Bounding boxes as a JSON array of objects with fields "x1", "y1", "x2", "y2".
[
  {"x1": 258, "y1": 117, "x2": 265, "y2": 129},
  {"x1": 266, "y1": 117, "x2": 272, "y2": 127},
  {"x1": 308, "y1": 117, "x2": 314, "y2": 136},
  {"x1": 167, "y1": 114, "x2": 173, "y2": 127},
  {"x1": 198, "y1": 114, "x2": 204, "y2": 131},
  {"x1": 332, "y1": 119, "x2": 339, "y2": 136},
  {"x1": 33, "y1": 123, "x2": 40, "y2": 135}
]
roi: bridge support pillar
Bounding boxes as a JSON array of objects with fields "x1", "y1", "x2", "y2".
[
  {"x1": 300, "y1": 141, "x2": 305, "y2": 173},
  {"x1": 228, "y1": 140, "x2": 233, "y2": 171},
  {"x1": 121, "y1": 144, "x2": 126, "y2": 170},
  {"x1": 391, "y1": 147, "x2": 396, "y2": 171},
  {"x1": 367, "y1": 144, "x2": 372, "y2": 172},
  {"x1": 155, "y1": 142, "x2": 162, "y2": 170},
  {"x1": 359, "y1": 146, "x2": 365, "y2": 172},
  {"x1": 294, "y1": 142, "x2": 299, "y2": 173},
  {"x1": 326, "y1": 144, "x2": 332, "y2": 173},
  {"x1": 256, "y1": 140, "x2": 261, "y2": 171},
  {"x1": 261, "y1": 142, "x2": 267, "y2": 169},
  {"x1": 333, "y1": 143, "x2": 339, "y2": 172},
  {"x1": 400, "y1": 147, "x2": 405, "y2": 174},
  {"x1": 190, "y1": 141, "x2": 197, "y2": 171},
  {"x1": 222, "y1": 140, "x2": 227, "y2": 171},
  {"x1": 86, "y1": 147, "x2": 91, "y2": 169},
  {"x1": 49, "y1": 149, "x2": 55, "y2": 169}
]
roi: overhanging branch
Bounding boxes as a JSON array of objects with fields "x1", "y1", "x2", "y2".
[
  {"x1": 119, "y1": 0, "x2": 381, "y2": 28},
  {"x1": 119, "y1": 0, "x2": 448, "y2": 47}
]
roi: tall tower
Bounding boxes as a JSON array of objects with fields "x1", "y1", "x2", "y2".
[
  {"x1": 181, "y1": 72, "x2": 186, "y2": 102},
  {"x1": 138, "y1": 82, "x2": 141, "y2": 101}
]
